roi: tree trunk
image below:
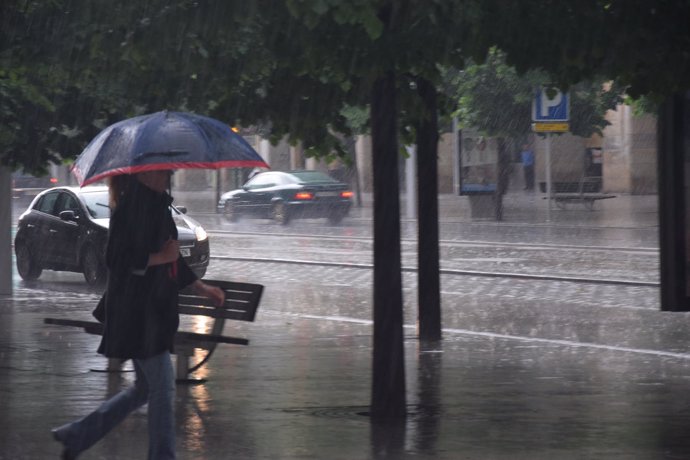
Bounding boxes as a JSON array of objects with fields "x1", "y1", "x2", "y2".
[
  {"x1": 370, "y1": 71, "x2": 406, "y2": 419},
  {"x1": 415, "y1": 77, "x2": 442, "y2": 341},
  {"x1": 0, "y1": 167, "x2": 12, "y2": 295},
  {"x1": 658, "y1": 94, "x2": 689, "y2": 311},
  {"x1": 495, "y1": 137, "x2": 509, "y2": 221}
]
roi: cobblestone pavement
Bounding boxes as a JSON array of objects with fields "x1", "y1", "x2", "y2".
[
  {"x1": 205, "y1": 258, "x2": 673, "y2": 353},
  {"x1": 5, "y1": 191, "x2": 687, "y2": 459},
  {"x1": 4, "y1": 255, "x2": 690, "y2": 459},
  {"x1": 207, "y1": 231, "x2": 658, "y2": 285}
]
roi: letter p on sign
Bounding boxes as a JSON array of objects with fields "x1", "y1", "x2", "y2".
[{"x1": 532, "y1": 87, "x2": 569, "y2": 122}]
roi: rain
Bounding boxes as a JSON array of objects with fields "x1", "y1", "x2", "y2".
[{"x1": 1, "y1": 1, "x2": 690, "y2": 458}]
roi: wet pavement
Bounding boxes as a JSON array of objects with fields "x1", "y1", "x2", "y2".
[
  {"x1": 6, "y1": 191, "x2": 690, "y2": 459},
  {"x1": 180, "y1": 189, "x2": 660, "y2": 248}
]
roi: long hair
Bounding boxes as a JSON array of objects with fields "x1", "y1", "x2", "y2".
[{"x1": 107, "y1": 174, "x2": 134, "y2": 210}]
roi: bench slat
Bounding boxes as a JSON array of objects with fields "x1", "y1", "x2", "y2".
[
  {"x1": 178, "y1": 280, "x2": 262, "y2": 322},
  {"x1": 43, "y1": 318, "x2": 251, "y2": 346},
  {"x1": 177, "y1": 298, "x2": 257, "y2": 310},
  {"x1": 175, "y1": 331, "x2": 249, "y2": 346},
  {"x1": 44, "y1": 317, "x2": 104, "y2": 335},
  {"x1": 178, "y1": 292, "x2": 257, "y2": 305},
  {"x1": 177, "y1": 305, "x2": 255, "y2": 321},
  {"x1": 549, "y1": 193, "x2": 616, "y2": 200}
]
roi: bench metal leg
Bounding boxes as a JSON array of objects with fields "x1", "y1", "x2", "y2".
[
  {"x1": 176, "y1": 355, "x2": 189, "y2": 381},
  {"x1": 108, "y1": 358, "x2": 123, "y2": 371},
  {"x1": 175, "y1": 353, "x2": 206, "y2": 384}
]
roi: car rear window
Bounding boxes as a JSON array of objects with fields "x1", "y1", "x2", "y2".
[{"x1": 290, "y1": 171, "x2": 338, "y2": 184}]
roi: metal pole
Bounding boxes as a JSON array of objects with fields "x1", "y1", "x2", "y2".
[
  {"x1": 545, "y1": 133, "x2": 552, "y2": 222},
  {"x1": 0, "y1": 167, "x2": 12, "y2": 295},
  {"x1": 452, "y1": 117, "x2": 460, "y2": 195},
  {"x1": 405, "y1": 145, "x2": 416, "y2": 219},
  {"x1": 215, "y1": 169, "x2": 221, "y2": 213}
]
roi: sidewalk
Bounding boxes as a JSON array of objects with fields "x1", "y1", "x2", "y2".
[
  {"x1": 4, "y1": 274, "x2": 690, "y2": 459},
  {"x1": 3, "y1": 190, "x2": 681, "y2": 460},
  {"x1": 178, "y1": 189, "x2": 660, "y2": 250},
  {"x1": 172, "y1": 188, "x2": 659, "y2": 228}
]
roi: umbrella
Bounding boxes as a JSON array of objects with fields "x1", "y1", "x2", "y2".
[{"x1": 71, "y1": 111, "x2": 269, "y2": 186}]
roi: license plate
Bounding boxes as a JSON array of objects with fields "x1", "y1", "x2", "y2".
[
  {"x1": 317, "y1": 191, "x2": 339, "y2": 197},
  {"x1": 180, "y1": 248, "x2": 191, "y2": 257}
]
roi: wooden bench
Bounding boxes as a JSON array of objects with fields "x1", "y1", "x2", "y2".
[
  {"x1": 44, "y1": 279, "x2": 263, "y2": 383},
  {"x1": 541, "y1": 176, "x2": 616, "y2": 210}
]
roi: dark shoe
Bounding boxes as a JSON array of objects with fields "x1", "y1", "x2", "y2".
[{"x1": 52, "y1": 428, "x2": 78, "y2": 460}]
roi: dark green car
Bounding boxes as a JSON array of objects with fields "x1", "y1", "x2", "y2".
[{"x1": 217, "y1": 170, "x2": 353, "y2": 225}]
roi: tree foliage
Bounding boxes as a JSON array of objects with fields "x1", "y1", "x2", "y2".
[
  {"x1": 1, "y1": 0, "x2": 73, "y2": 174},
  {"x1": 3, "y1": 1, "x2": 690, "y2": 174},
  {"x1": 476, "y1": 0, "x2": 690, "y2": 100},
  {"x1": 0, "y1": 1, "x2": 275, "y2": 172},
  {"x1": 449, "y1": 49, "x2": 625, "y2": 141}
]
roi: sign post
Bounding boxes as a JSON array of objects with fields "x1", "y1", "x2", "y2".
[{"x1": 532, "y1": 87, "x2": 569, "y2": 221}]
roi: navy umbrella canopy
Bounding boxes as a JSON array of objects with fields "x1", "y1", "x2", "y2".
[{"x1": 72, "y1": 111, "x2": 269, "y2": 186}]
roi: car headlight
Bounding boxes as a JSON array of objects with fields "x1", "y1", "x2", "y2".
[{"x1": 194, "y1": 226, "x2": 208, "y2": 242}]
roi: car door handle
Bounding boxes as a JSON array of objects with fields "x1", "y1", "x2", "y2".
[{"x1": 49, "y1": 229, "x2": 58, "y2": 233}]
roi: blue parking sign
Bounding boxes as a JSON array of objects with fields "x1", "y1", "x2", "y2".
[{"x1": 532, "y1": 87, "x2": 569, "y2": 122}]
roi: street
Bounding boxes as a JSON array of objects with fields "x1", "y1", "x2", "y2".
[{"x1": 11, "y1": 191, "x2": 667, "y2": 356}]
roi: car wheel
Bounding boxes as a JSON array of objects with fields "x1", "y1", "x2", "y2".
[
  {"x1": 328, "y1": 211, "x2": 346, "y2": 225},
  {"x1": 15, "y1": 242, "x2": 42, "y2": 280},
  {"x1": 272, "y1": 201, "x2": 290, "y2": 225},
  {"x1": 223, "y1": 201, "x2": 239, "y2": 222},
  {"x1": 82, "y1": 245, "x2": 106, "y2": 286}
]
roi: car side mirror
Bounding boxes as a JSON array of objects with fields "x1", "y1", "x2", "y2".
[
  {"x1": 176, "y1": 206, "x2": 188, "y2": 214},
  {"x1": 59, "y1": 210, "x2": 79, "y2": 222}
]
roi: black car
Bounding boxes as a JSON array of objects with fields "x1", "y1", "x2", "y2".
[
  {"x1": 14, "y1": 186, "x2": 210, "y2": 285},
  {"x1": 217, "y1": 170, "x2": 353, "y2": 225}
]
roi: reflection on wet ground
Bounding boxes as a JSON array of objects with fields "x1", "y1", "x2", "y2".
[
  {"x1": 191, "y1": 192, "x2": 660, "y2": 247},
  {"x1": 5, "y1": 192, "x2": 684, "y2": 458},
  {"x1": 4, "y1": 293, "x2": 690, "y2": 459}
]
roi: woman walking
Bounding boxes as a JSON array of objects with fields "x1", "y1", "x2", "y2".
[{"x1": 52, "y1": 170, "x2": 224, "y2": 459}]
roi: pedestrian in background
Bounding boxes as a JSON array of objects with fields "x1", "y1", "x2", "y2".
[
  {"x1": 52, "y1": 171, "x2": 224, "y2": 459},
  {"x1": 520, "y1": 143, "x2": 535, "y2": 191}
]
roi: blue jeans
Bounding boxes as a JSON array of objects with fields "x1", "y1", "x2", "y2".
[{"x1": 54, "y1": 351, "x2": 176, "y2": 459}]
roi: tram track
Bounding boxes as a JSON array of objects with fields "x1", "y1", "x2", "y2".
[
  {"x1": 207, "y1": 229, "x2": 658, "y2": 254},
  {"x1": 207, "y1": 230, "x2": 658, "y2": 288},
  {"x1": 210, "y1": 254, "x2": 657, "y2": 287}
]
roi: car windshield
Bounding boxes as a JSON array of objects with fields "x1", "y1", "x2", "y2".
[
  {"x1": 80, "y1": 190, "x2": 111, "y2": 219},
  {"x1": 289, "y1": 171, "x2": 339, "y2": 184}
]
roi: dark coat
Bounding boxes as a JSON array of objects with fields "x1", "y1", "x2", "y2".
[{"x1": 97, "y1": 180, "x2": 197, "y2": 359}]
